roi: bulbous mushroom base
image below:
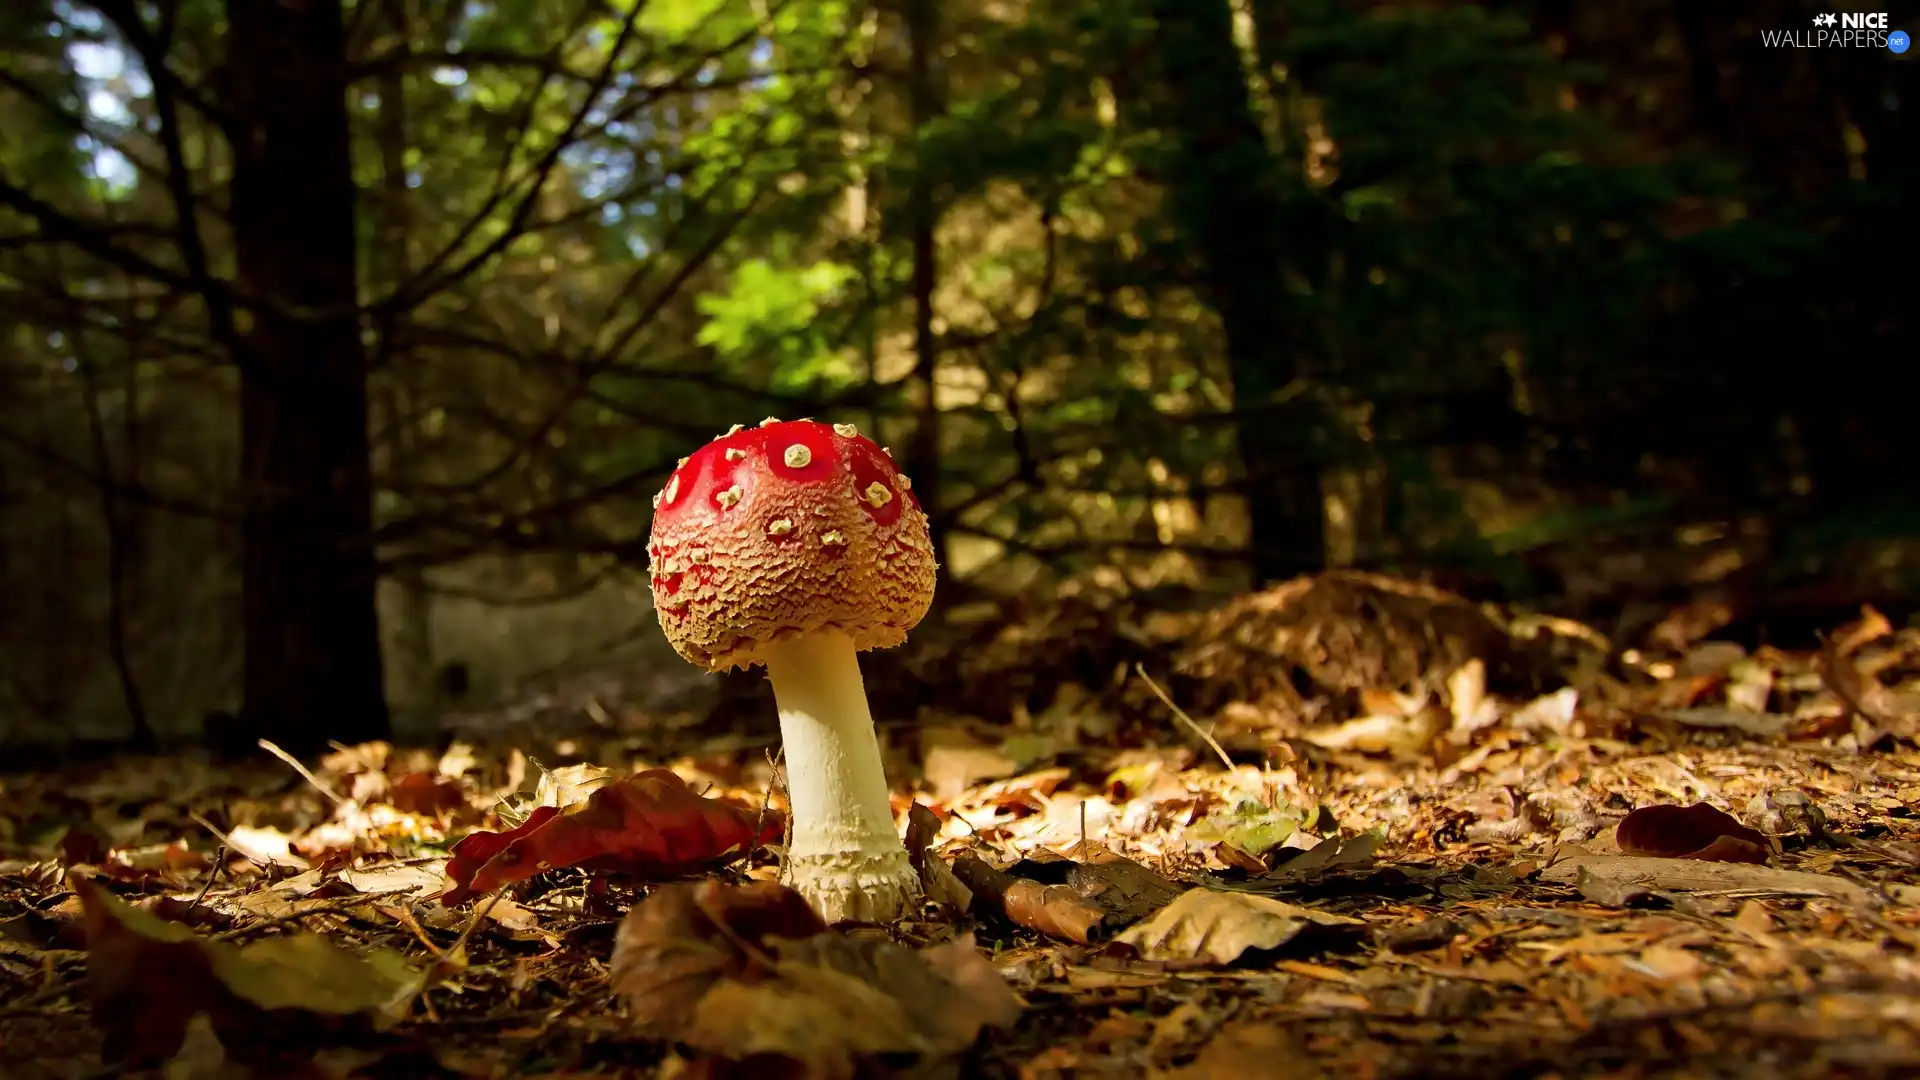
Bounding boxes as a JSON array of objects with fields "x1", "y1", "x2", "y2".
[{"x1": 787, "y1": 844, "x2": 923, "y2": 924}]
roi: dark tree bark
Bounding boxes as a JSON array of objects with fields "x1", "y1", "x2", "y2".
[
  {"x1": 226, "y1": 0, "x2": 389, "y2": 754},
  {"x1": 1132, "y1": 0, "x2": 1326, "y2": 584}
]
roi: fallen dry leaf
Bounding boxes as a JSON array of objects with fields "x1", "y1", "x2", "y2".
[
  {"x1": 1299, "y1": 710, "x2": 1442, "y2": 757},
  {"x1": 921, "y1": 724, "x2": 1022, "y2": 800},
  {"x1": 1115, "y1": 888, "x2": 1364, "y2": 965},
  {"x1": 532, "y1": 760, "x2": 619, "y2": 812},
  {"x1": 905, "y1": 804, "x2": 974, "y2": 911},
  {"x1": 336, "y1": 862, "x2": 446, "y2": 897},
  {"x1": 440, "y1": 768, "x2": 781, "y2": 904},
  {"x1": 436, "y1": 742, "x2": 480, "y2": 779},
  {"x1": 1446, "y1": 658, "x2": 1496, "y2": 735},
  {"x1": 1834, "y1": 605, "x2": 1895, "y2": 657},
  {"x1": 1660, "y1": 707, "x2": 1794, "y2": 737},
  {"x1": 1162, "y1": 1019, "x2": 1320, "y2": 1079},
  {"x1": 687, "y1": 933, "x2": 1022, "y2": 1061},
  {"x1": 1616, "y1": 803, "x2": 1770, "y2": 863},
  {"x1": 1508, "y1": 687, "x2": 1580, "y2": 734},
  {"x1": 1379, "y1": 916, "x2": 1463, "y2": 954},
  {"x1": 1540, "y1": 854, "x2": 1872, "y2": 907},
  {"x1": 224, "y1": 825, "x2": 309, "y2": 870},
  {"x1": 104, "y1": 840, "x2": 208, "y2": 881},
  {"x1": 951, "y1": 853, "x2": 1112, "y2": 944},
  {"x1": 610, "y1": 880, "x2": 1021, "y2": 1075},
  {"x1": 385, "y1": 772, "x2": 466, "y2": 816},
  {"x1": 481, "y1": 895, "x2": 541, "y2": 932},
  {"x1": 609, "y1": 878, "x2": 818, "y2": 1035},
  {"x1": 948, "y1": 846, "x2": 1181, "y2": 944},
  {"x1": 1818, "y1": 608, "x2": 1920, "y2": 736},
  {"x1": 74, "y1": 876, "x2": 423, "y2": 1069},
  {"x1": 1261, "y1": 832, "x2": 1380, "y2": 884},
  {"x1": 1635, "y1": 942, "x2": 1706, "y2": 982},
  {"x1": 1067, "y1": 848, "x2": 1185, "y2": 923}
]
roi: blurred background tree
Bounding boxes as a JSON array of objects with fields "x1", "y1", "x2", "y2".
[{"x1": 1, "y1": 0, "x2": 1911, "y2": 751}]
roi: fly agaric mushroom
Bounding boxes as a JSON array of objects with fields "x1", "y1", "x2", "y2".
[{"x1": 646, "y1": 418, "x2": 935, "y2": 922}]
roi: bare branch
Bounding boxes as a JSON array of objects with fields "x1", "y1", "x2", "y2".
[
  {"x1": 349, "y1": 46, "x2": 602, "y2": 83},
  {"x1": 0, "y1": 424, "x2": 239, "y2": 522},
  {"x1": 0, "y1": 179, "x2": 206, "y2": 297},
  {"x1": 375, "y1": 1, "x2": 641, "y2": 315},
  {"x1": 115, "y1": 0, "x2": 248, "y2": 370}
]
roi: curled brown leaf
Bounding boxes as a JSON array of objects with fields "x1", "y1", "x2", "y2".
[
  {"x1": 610, "y1": 880, "x2": 1021, "y2": 1074},
  {"x1": 1616, "y1": 803, "x2": 1769, "y2": 864}
]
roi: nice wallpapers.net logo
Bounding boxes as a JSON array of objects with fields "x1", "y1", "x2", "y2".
[{"x1": 1760, "y1": 11, "x2": 1909, "y2": 51}]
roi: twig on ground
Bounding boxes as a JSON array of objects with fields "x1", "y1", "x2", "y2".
[
  {"x1": 256, "y1": 738, "x2": 346, "y2": 806},
  {"x1": 1135, "y1": 663, "x2": 1234, "y2": 772},
  {"x1": 743, "y1": 745, "x2": 784, "y2": 871},
  {"x1": 188, "y1": 813, "x2": 235, "y2": 851},
  {"x1": 763, "y1": 746, "x2": 793, "y2": 886},
  {"x1": 443, "y1": 891, "x2": 505, "y2": 962},
  {"x1": 209, "y1": 897, "x2": 375, "y2": 942},
  {"x1": 183, "y1": 844, "x2": 226, "y2": 917}
]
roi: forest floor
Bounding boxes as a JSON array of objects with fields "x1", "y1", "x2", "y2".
[{"x1": 4, "y1": 573, "x2": 1920, "y2": 1079}]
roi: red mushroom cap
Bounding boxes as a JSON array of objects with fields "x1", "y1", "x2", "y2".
[{"x1": 646, "y1": 418, "x2": 936, "y2": 671}]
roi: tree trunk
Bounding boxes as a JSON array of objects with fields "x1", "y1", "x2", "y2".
[
  {"x1": 1134, "y1": 0, "x2": 1325, "y2": 584},
  {"x1": 227, "y1": 0, "x2": 388, "y2": 755}
]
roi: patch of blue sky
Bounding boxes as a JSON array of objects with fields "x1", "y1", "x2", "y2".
[{"x1": 55, "y1": 1, "x2": 141, "y2": 194}]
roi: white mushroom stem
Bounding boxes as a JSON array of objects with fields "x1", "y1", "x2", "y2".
[{"x1": 760, "y1": 630, "x2": 921, "y2": 923}]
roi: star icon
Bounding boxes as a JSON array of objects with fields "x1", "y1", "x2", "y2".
[{"x1": 1813, "y1": 12, "x2": 1838, "y2": 26}]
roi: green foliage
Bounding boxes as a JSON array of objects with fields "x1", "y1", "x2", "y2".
[
  {"x1": 696, "y1": 257, "x2": 861, "y2": 393},
  {"x1": 0, "y1": 4, "x2": 90, "y2": 195}
]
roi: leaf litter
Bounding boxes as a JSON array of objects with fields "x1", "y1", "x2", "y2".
[
  {"x1": 2, "y1": 577, "x2": 1920, "y2": 1077},
  {"x1": 73, "y1": 875, "x2": 428, "y2": 1070}
]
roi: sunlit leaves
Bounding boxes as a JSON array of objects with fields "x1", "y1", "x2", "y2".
[
  {"x1": 635, "y1": 0, "x2": 733, "y2": 41},
  {"x1": 696, "y1": 257, "x2": 859, "y2": 393}
]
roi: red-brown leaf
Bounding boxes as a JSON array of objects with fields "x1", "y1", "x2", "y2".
[
  {"x1": 1616, "y1": 802, "x2": 1769, "y2": 863},
  {"x1": 439, "y1": 769, "x2": 782, "y2": 904},
  {"x1": 387, "y1": 772, "x2": 467, "y2": 816}
]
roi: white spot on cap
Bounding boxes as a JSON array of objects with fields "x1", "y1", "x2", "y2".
[
  {"x1": 820, "y1": 530, "x2": 847, "y2": 546},
  {"x1": 661, "y1": 474, "x2": 681, "y2": 505},
  {"x1": 689, "y1": 549, "x2": 709, "y2": 564},
  {"x1": 725, "y1": 448, "x2": 746, "y2": 462},
  {"x1": 759, "y1": 417, "x2": 781, "y2": 428},
  {"x1": 833, "y1": 423, "x2": 858, "y2": 437},
  {"x1": 716, "y1": 485, "x2": 742, "y2": 510},
  {"x1": 783, "y1": 444, "x2": 812, "y2": 468},
  {"x1": 677, "y1": 457, "x2": 689, "y2": 467},
  {"x1": 881, "y1": 446, "x2": 892, "y2": 457},
  {"x1": 651, "y1": 492, "x2": 662, "y2": 509},
  {"x1": 767, "y1": 518, "x2": 794, "y2": 536},
  {"x1": 725, "y1": 423, "x2": 744, "y2": 436},
  {"x1": 864, "y1": 482, "x2": 893, "y2": 508},
  {"x1": 898, "y1": 475, "x2": 912, "y2": 491}
]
